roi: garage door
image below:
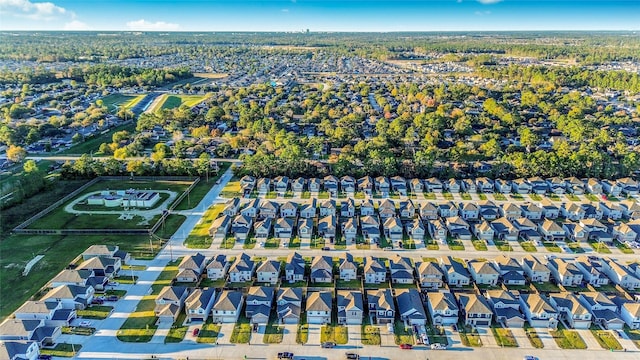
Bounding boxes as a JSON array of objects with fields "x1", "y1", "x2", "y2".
[
  {"x1": 191, "y1": 318, "x2": 204, "y2": 322},
  {"x1": 475, "y1": 320, "x2": 490, "y2": 326}
]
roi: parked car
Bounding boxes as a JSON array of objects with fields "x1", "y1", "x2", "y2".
[
  {"x1": 277, "y1": 352, "x2": 294, "y2": 359},
  {"x1": 79, "y1": 320, "x2": 92, "y2": 327},
  {"x1": 322, "y1": 246, "x2": 331, "y2": 251},
  {"x1": 321, "y1": 341, "x2": 336, "y2": 348},
  {"x1": 107, "y1": 295, "x2": 119, "y2": 301},
  {"x1": 192, "y1": 328, "x2": 200, "y2": 336},
  {"x1": 108, "y1": 281, "x2": 119, "y2": 286},
  {"x1": 523, "y1": 356, "x2": 539, "y2": 360},
  {"x1": 387, "y1": 323, "x2": 394, "y2": 333},
  {"x1": 431, "y1": 343, "x2": 447, "y2": 350},
  {"x1": 38, "y1": 355, "x2": 53, "y2": 360},
  {"x1": 345, "y1": 353, "x2": 359, "y2": 360},
  {"x1": 91, "y1": 298, "x2": 104, "y2": 305},
  {"x1": 399, "y1": 343, "x2": 413, "y2": 349}
]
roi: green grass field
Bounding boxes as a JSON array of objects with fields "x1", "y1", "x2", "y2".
[
  {"x1": 321, "y1": 324, "x2": 349, "y2": 344},
  {"x1": 153, "y1": 94, "x2": 207, "y2": 111},
  {"x1": 99, "y1": 94, "x2": 146, "y2": 113},
  {"x1": 492, "y1": 326, "x2": 518, "y2": 347},
  {"x1": 551, "y1": 324, "x2": 587, "y2": 349},
  {"x1": 591, "y1": 326, "x2": 623, "y2": 350},
  {"x1": 61, "y1": 122, "x2": 136, "y2": 155}
]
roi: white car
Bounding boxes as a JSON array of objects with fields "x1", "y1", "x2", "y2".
[
  {"x1": 79, "y1": 320, "x2": 92, "y2": 327},
  {"x1": 430, "y1": 343, "x2": 446, "y2": 350}
]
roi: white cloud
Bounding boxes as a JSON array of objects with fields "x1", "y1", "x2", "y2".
[
  {"x1": 63, "y1": 20, "x2": 90, "y2": 31},
  {"x1": 477, "y1": 0, "x2": 502, "y2": 4},
  {"x1": 126, "y1": 19, "x2": 180, "y2": 31},
  {"x1": 0, "y1": 0, "x2": 71, "y2": 20}
]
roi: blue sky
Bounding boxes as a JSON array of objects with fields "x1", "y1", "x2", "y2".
[{"x1": 0, "y1": 0, "x2": 638, "y2": 31}]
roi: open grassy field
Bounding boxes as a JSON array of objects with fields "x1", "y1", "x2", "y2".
[
  {"x1": 153, "y1": 94, "x2": 207, "y2": 111},
  {"x1": 27, "y1": 179, "x2": 192, "y2": 230},
  {"x1": 0, "y1": 232, "x2": 168, "y2": 321},
  {"x1": 77, "y1": 305, "x2": 113, "y2": 319},
  {"x1": 40, "y1": 343, "x2": 82, "y2": 357},
  {"x1": 185, "y1": 204, "x2": 224, "y2": 248},
  {"x1": 99, "y1": 94, "x2": 146, "y2": 113}
]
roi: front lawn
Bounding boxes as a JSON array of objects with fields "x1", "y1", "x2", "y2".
[
  {"x1": 230, "y1": 314, "x2": 252, "y2": 344},
  {"x1": 472, "y1": 240, "x2": 488, "y2": 251},
  {"x1": 426, "y1": 325, "x2": 449, "y2": 345},
  {"x1": 495, "y1": 240, "x2": 513, "y2": 252},
  {"x1": 165, "y1": 313, "x2": 188, "y2": 343},
  {"x1": 543, "y1": 241, "x2": 562, "y2": 253},
  {"x1": 62, "y1": 326, "x2": 95, "y2": 336},
  {"x1": 263, "y1": 319, "x2": 284, "y2": 344},
  {"x1": 77, "y1": 305, "x2": 113, "y2": 319},
  {"x1": 296, "y1": 313, "x2": 308, "y2": 344},
  {"x1": 40, "y1": 343, "x2": 82, "y2": 357},
  {"x1": 588, "y1": 240, "x2": 612, "y2": 254},
  {"x1": 567, "y1": 242, "x2": 585, "y2": 253},
  {"x1": 461, "y1": 193, "x2": 472, "y2": 200},
  {"x1": 614, "y1": 240, "x2": 635, "y2": 254},
  {"x1": 458, "y1": 325, "x2": 482, "y2": 347},
  {"x1": 197, "y1": 320, "x2": 221, "y2": 343},
  {"x1": 493, "y1": 193, "x2": 507, "y2": 201},
  {"x1": 624, "y1": 326, "x2": 640, "y2": 349},
  {"x1": 393, "y1": 320, "x2": 414, "y2": 345},
  {"x1": 550, "y1": 323, "x2": 587, "y2": 349},
  {"x1": 591, "y1": 326, "x2": 623, "y2": 350},
  {"x1": 491, "y1": 326, "x2": 518, "y2": 347},
  {"x1": 361, "y1": 319, "x2": 381, "y2": 346},
  {"x1": 321, "y1": 324, "x2": 349, "y2": 344},
  {"x1": 533, "y1": 282, "x2": 561, "y2": 293},
  {"x1": 447, "y1": 238, "x2": 465, "y2": 251},
  {"x1": 520, "y1": 241, "x2": 538, "y2": 252}
]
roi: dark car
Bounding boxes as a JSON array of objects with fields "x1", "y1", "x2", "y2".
[
  {"x1": 91, "y1": 298, "x2": 104, "y2": 305},
  {"x1": 399, "y1": 343, "x2": 413, "y2": 349},
  {"x1": 192, "y1": 328, "x2": 200, "y2": 336},
  {"x1": 38, "y1": 356, "x2": 53, "y2": 360},
  {"x1": 107, "y1": 295, "x2": 119, "y2": 301},
  {"x1": 321, "y1": 246, "x2": 331, "y2": 251},
  {"x1": 277, "y1": 352, "x2": 294, "y2": 359},
  {"x1": 345, "y1": 353, "x2": 360, "y2": 360},
  {"x1": 321, "y1": 341, "x2": 336, "y2": 348}
]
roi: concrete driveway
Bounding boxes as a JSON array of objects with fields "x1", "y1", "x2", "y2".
[
  {"x1": 380, "y1": 327, "x2": 395, "y2": 347},
  {"x1": 510, "y1": 327, "x2": 534, "y2": 349},
  {"x1": 347, "y1": 324, "x2": 361, "y2": 345},
  {"x1": 577, "y1": 328, "x2": 605, "y2": 349},
  {"x1": 477, "y1": 327, "x2": 498, "y2": 347},
  {"x1": 307, "y1": 324, "x2": 322, "y2": 345},
  {"x1": 216, "y1": 323, "x2": 236, "y2": 345},
  {"x1": 281, "y1": 324, "x2": 298, "y2": 345},
  {"x1": 536, "y1": 328, "x2": 560, "y2": 350}
]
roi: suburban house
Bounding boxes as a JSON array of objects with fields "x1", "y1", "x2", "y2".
[
  {"x1": 473, "y1": 221, "x2": 495, "y2": 242},
  {"x1": 566, "y1": 177, "x2": 586, "y2": 195},
  {"x1": 383, "y1": 217, "x2": 404, "y2": 242},
  {"x1": 459, "y1": 203, "x2": 479, "y2": 221},
  {"x1": 428, "y1": 219, "x2": 448, "y2": 242},
  {"x1": 617, "y1": 177, "x2": 640, "y2": 196},
  {"x1": 587, "y1": 178, "x2": 603, "y2": 194},
  {"x1": 211, "y1": 290, "x2": 244, "y2": 324},
  {"x1": 366, "y1": 289, "x2": 395, "y2": 325},
  {"x1": 273, "y1": 176, "x2": 289, "y2": 196},
  {"x1": 239, "y1": 199, "x2": 260, "y2": 218},
  {"x1": 547, "y1": 177, "x2": 567, "y2": 194},
  {"x1": 228, "y1": 253, "x2": 255, "y2": 283},
  {"x1": 340, "y1": 176, "x2": 356, "y2": 194},
  {"x1": 563, "y1": 222, "x2": 587, "y2": 242},
  {"x1": 280, "y1": 201, "x2": 298, "y2": 218},
  {"x1": 375, "y1": 176, "x2": 391, "y2": 196},
  {"x1": 337, "y1": 290, "x2": 364, "y2": 325},
  {"x1": 573, "y1": 256, "x2": 609, "y2": 287},
  {"x1": 310, "y1": 256, "x2": 334, "y2": 284},
  {"x1": 391, "y1": 176, "x2": 407, "y2": 195},
  {"x1": 274, "y1": 218, "x2": 294, "y2": 240},
  {"x1": 399, "y1": 201, "x2": 416, "y2": 218},
  {"x1": 579, "y1": 292, "x2": 625, "y2": 330},
  {"x1": 185, "y1": 288, "x2": 216, "y2": 323},
  {"x1": 521, "y1": 255, "x2": 551, "y2": 283},
  {"x1": 424, "y1": 178, "x2": 443, "y2": 193},
  {"x1": 155, "y1": 286, "x2": 189, "y2": 323},
  {"x1": 538, "y1": 219, "x2": 566, "y2": 241},
  {"x1": 419, "y1": 202, "x2": 439, "y2": 220},
  {"x1": 256, "y1": 178, "x2": 270, "y2": 195},
  {"x1": 378, "y1": 199, "x2": 396, "y2": 219},
  {"x1": 446, "y1": 178, "x2": 461, "y2": 193},
  {"x1": 176, "y1": 253, "x2": 206, "y2": 283},
  {"x1": 297, "y1": 217, "x2": 314, "y2": 240},
  {"x1": 501, "y1": 203, "x2": 522, "y2": 220},
  {"x1": 245, "y1": 287, "x2": 275, "y2": 325},
  {"x1": 81, "y1": 245, "x2": 128, "y2": 264},
  {"x1": 206, "y1": 255, "x2": 229, "y2": 281},
  {"x1": 253, "y1": 218, "x2": 272, "y2": 239},
  {"x1": 299, "y1": 199, "x2": 317, "y2": 218},
  {"x1": 467, "y1": 260, "x2": 500, "y2": 286},
  {"x1": 519, "y1": 294, "x2": 559, "y2": 329},
  {"x1": 406, "y1": 218, "x2": 426, "y2": 242},
  {"x1": 14, "y1": 301, "x2": 73, "y2": 327},
  {"x1": 415, "y1": 261, "x2": 444, "y2": 290},
  {"x1": 494, "y1": 179, "x2": 511, "y2": 193},
  {"x1": 613, "y1": 222, "x2": 640, "y2": 243},
  {"x1": 338, "y1": 255, "x2": 358, "y2": 281},
  {"x1": 549, "y1": 292, "x2": 592, "y2": 329},
  {"x1": 440, "y1": 256, "x2": 471, "y2": 287},
  {"x1": 360, "y1": 199, "x2": 376, "y2": 216},
  {"x1": 340, "y1": 199, "x2": 356, "y2": 217},
  {"x1": 538, "y1": 198, "x2": 560, "y2": 219},
  {"x1": 308, "y1": 178, "x2": 321, "y2": 193},
  {"x1": 231, "y1": 214, "x2": 253, "y2": 241},
  {"x1": 462, "y1": 178, "x2": 477, "y2": 193},
  {"x1": 410, "y1": 178, "x2": 424, "y2": 194},
  {"x1": 306, "y1": 291, "x2": 332, "y2": 324},
  {"x1": 476, "y1": 178, "x2": 494, "y2": 193},
  {"x1": 76, "y1": 256, "x2": 120, "y2": 279},
  {"x1": 317, "y1": 215, "x2": 336, "y2": 242},
  {"x1": 521, "y1": 203, "x2": 543, "y2": 221},
  {"x1": 547, "y1": 258, "x2": 584, "y2": 287},
  {"x1": 0, "y1": 319, "x2": 61, "y2": 348},
  {"x1": 324, "y1": 175, "x2": 339, "y2": 197},
  {"x1": 446, "y1": 216, "x2": 472, "y2": 240},
  {"x1": 396, "y1": 288, "x2": 427, "y2": 326},
  {"x1": 0, "y1": 340, "x2": 40, "y2": 360},
  {"x1": 389, "y1": 256, "x2": 414, "y2": 284},
  {"x1": 457, "y1": 293, "x2": 493, "y2": 327},
  {"x1": 361, "y1": 215, "x2": 381, "y2": 243},
  {"x1": 209, "y1": 214, "x2": 232, "y2": 237},
  {"x1": 49, "y1": 269, "x2": 106, "y2": 291},
  {"x1": 276, "y1": 287, "x2": 303, "y2": 325},
  {"x1": 259, "y1": 200, "x2": 279, "y2": 219},
  {"x1": 40, "y1": 285, "x2": 94, "y2": 310},
  {"x1": 285, "y1": 252, "x2": 305, "y2": 283},
  {"x1": 438, "y1": 201, "x2": 458, "y2": 217},
  {"x1": 486, "y1": 289, "x2": 525, "y2": 328},
  {"x1": 363, "y1": 257, "x2": 387, "y2": 284},
  {"x1": 599, "y1": 202, "x2": 623, "y2": 220},
  {"x1": 599, "y1": 258, "x2": 640, "y2": 290},
  {"x1": 341, "y1": 217, "x2": 358, "y2": 244},
  {"x1": 511, "y1": 179, "x2": 532, "y2": 194},
  {"x1": 240, "y1": 175, "x2": 256, "y2": 196},
  {"x1": 619, "y1": 301, "x2": 640, "y2": 330},
  {"x1": 292, "y1": 177, "x2": 306, "y2": 194},
  {"x1": 357, "y1": 176, "x2": 374, "y2": 196},
  {"x1": 222, "y1": 198, "x2": 240, "y2": 216},
  {"x1": 562, "y1": 203, "x2": 586, "y2": 221},
  {"x1": 491, "y1": 217, "x2": 519, "y2": 241},
  {"x1": 493, "y1": 255, "x2": 526, "y2": 286},
  {"x1": 256, "y1": 260, "x2": 281, "y2": 285},
  {"x1": 426, "y1": 292, "x2": 459, "y2": 326}
]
